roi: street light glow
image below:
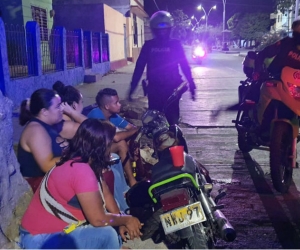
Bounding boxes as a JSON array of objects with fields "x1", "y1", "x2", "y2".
[{"x1": 194, "y1": 4, "x2": 217, "y2": 31}]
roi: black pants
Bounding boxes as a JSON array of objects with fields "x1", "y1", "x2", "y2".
[{"x1": 148, "y1": 87, "x2": 180, "y2": 125}]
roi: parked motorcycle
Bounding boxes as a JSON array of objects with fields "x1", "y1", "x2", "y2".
[
  {"x1": 127, "y1": 82, "x2": 236, "y2": 248},
  {"x1": 232, "y1": 66, "x2": 300, "y2": 193}
]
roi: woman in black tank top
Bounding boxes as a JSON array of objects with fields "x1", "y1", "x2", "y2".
[{"x1": 18, "y1": 88, "x2": 86, "y2": 192}]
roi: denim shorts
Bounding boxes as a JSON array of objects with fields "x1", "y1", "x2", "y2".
[{"x1": 19, "y1": 224, "x2": 122, "y2": 249}]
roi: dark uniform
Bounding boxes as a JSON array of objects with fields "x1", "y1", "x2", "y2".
[
  {"x1": 129, "y1": 38, "x2": 195, "y2": 125},
  {"x1": 255, "y1": 36, "x2": 300, "y2": 78}
]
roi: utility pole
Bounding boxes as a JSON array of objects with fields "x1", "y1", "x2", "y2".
[
  {"x1": 295, "y1": 0, "x2": 299, "y2": 20},
  {"x1": 222, "y1": 0, "x2": 227, "y2": 46}
]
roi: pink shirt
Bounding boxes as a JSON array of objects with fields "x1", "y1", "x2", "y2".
[{"x1": 21, "y1": 160, "x2": 99, "y2": 235}]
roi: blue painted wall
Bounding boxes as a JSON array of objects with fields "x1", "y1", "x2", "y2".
[
  {"x1": 0, "y1": 18, "x2": 110, "y2": 107},
  {"x1": 53, "y1": 3, "x2": 105, "y2": 33}
]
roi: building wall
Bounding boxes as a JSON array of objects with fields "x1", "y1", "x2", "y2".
[
  {"x1": 130, "y1": 0, "x2": 144, "y2": 7},
  {"x1": 271, "y1": 7, "x2": 295, "y2": 33},
  {"x1": 128, "y1": 0, "x2": 148, "y2": 62},
  {"x1": 127, "y1": 12, "x2": 145, "y2": 62},
  {"x1": 22, "y1": 0, "x2": 53, "y2": 29},
  {"x1": 53, "y1": 3, "x2": 105, "y2": 32},
  {"x1": 126, "y1": 17, "x2": 133, "y2": 58},
  {"x1": 0, "y1": 0, "x2": 24, "y2": 25},
  {"x1": 52, "y1": 0, "x2": 130, "y2": 16},
  {"x1": 103, "y1": 4, "x2": 127, "y2": 68}
]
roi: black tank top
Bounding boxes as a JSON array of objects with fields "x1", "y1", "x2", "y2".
[{"x1": 18, "y1": 118, "x2": 65, "y2": 177}]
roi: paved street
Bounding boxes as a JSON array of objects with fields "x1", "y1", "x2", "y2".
[
  {"x1": 12, "y1": 48, "x2": 300, "y2": 248},
  {"x1": 182, "y1": 50, "x2": 300, "y2": 249}
]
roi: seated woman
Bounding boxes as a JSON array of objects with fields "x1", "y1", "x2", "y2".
[
  {"x1": 53, "y1": 81, "x2": 130, "y2": 212},
  {"x1": 52, "y1": 81, "x2": 84, "y2": 121},
  {"x1": 18, "y1": 88, "x2": 86, "y2": 192},
  {"x1": 19, "y1": 119, "x2": 142, "y2": 249}
]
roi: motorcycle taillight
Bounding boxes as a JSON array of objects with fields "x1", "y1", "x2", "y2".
[{"x1": 160, "y1": 188, "x2": 189, "y2": 212}]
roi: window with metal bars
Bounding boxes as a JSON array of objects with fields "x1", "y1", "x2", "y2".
[{"x1": 31, "y1": 6, "x2": 48, "y2": 41}]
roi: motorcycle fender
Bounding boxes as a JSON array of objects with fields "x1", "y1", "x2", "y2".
[
  {"x1": 257, "y1": 82, "x2": 281, "y2": 124},
  {"x1": 177, "y1": 226, "x2": 194, "y2": 238},
  {"x1": 259, "y1": 81, "x2": 300, "y2": 123},
  {"x1": 272, "y1": 119, "x2": 299, "y2": 139}
]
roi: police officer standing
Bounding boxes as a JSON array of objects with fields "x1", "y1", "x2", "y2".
[{"x1": 127, "y1": 11, "x2": 196, "y2": 125}]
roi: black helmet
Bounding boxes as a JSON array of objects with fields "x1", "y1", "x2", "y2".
[{"x1": 149, "y1": 11, "x2": 174, "y2": 29}]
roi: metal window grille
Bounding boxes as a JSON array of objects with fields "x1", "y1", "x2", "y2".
[
  {"x1": 5, "y1": 24, "x2": 35, "y2": 78},
  {"x1": 66, "y1": 30, "x2": 81, "y2": 68},
  {"x1": 92, "y1": 32, "x2": 100, "y2": 63},
  {"x1": 101, "y1": 34, "x2": 109, "y2": 62},
  {"x1": 41, "y1": 28, "x2": 63, "y2": 74},
  {"x1": 31, "y1": 6, "x2": 48, "y2": 41},
  {"x1": 83, "y1": 32, "x2": 91, "y2": 68}
]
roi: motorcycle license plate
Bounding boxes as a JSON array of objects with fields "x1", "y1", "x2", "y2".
[{"x1": 160, "y1": 202, "x2": 206, "y2": 234}]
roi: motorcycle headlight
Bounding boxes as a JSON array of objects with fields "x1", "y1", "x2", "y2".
[
  {"x1": 194, "y1": 46, "x2": 205, "y2": 57},
  {"x1": 287, "y1": 82, "x2": 300, "y2": 99}
]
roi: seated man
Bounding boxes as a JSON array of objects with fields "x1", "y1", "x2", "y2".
[{"x1": 87, "y1": 88, "x2": 138, "y2": 187}]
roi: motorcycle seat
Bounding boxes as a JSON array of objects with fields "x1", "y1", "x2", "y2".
[{"x1": 151, "y1": 148, "x2": 196, "y2": 184}]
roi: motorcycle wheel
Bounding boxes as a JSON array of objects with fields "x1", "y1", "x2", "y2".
[
  {"x1": 237, "y1": 110, "x2": 254, "y2": 153},
  {"x1": 181, "y1": 223, "x2": 209, "y2": 249},
  {"x1": 270, "y1": 121, "x2": 293, "y2": 193}
]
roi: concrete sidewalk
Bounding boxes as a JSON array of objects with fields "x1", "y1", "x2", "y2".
[{"x1": 77, "y1": 62, "x2": 145, "y2": 107}]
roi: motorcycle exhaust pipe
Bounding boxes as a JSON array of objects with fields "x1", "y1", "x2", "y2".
[{"x1": 213, "y1": 209, "x2": 236, "y2": 242}]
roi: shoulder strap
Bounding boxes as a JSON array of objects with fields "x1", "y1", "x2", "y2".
[
  {"x1": 39, "y1": 167, "x2": 82, "y2": 224},
  {"x1": 40, "y1": 166, "x2": 107, "y2": 224}
]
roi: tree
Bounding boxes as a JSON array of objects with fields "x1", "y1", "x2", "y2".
[
  {"x1": 171, "y1": 9, "x2": 190, "y2": 41},
  {"x1": 228, "y1": 12, "x2": 271, "y2": 43},
  {"x1": 257, "y1": 29, "x2": 287, "y2": 50},
  {"x1": 227, "y1": 13, "x2": 242, "y2": 40}
]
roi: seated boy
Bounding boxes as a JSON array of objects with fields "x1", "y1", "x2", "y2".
[{"x1": 87, "y1": 88, "x2": 138, "y2": 187}]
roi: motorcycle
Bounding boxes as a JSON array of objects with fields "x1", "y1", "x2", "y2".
[
  {"x1": 192, "y1": 45, "x2": 206, "y2": 64},
  {"x1": 127, "y1": 82, "x2": 236, "y2": 248},
  {"x1": 232, "y1": 66, "x2": 300, "y2": 193}
]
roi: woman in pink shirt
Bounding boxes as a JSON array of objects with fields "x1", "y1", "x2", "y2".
[{"x1": 19, "y1": 119, "x2": 142, "y2": 249}]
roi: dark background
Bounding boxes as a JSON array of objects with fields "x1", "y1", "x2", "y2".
[{"x1": 145, "y1": 0, "x2": 276, "y2": 26}]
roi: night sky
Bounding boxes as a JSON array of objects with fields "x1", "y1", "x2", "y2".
[{"x1": 145, "y1": 0, "x2": 276, "y2": 26}]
